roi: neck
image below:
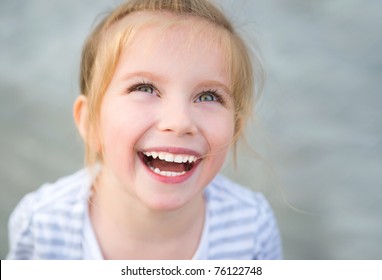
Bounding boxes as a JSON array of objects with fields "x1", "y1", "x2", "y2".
[{"x1": 88, "y1": 168, "x2": 205, "y2": 259}]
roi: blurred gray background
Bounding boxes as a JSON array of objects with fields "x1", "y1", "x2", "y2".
[{"x1": 1, "y1": 0, "x2": 381, "y2": 259}]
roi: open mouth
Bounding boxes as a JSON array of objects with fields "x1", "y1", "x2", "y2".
[{"x1": 138, "y1": 150, "x2": 200, "y2": 177}]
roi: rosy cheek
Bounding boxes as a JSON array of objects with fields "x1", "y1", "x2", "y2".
[
  {"x1": 212, "y1": 120, "x2": 235, "y2": 146},
  {"x1": 98, "y1": 109, "x2": 125, "y2": 155}
]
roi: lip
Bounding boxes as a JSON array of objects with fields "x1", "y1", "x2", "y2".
[
  {"x1": 139, "y1": 147, "x2": 202, "y2": 158},
  {"x1": 137, "y1": 147, "x2": 203, "y2": 184}
]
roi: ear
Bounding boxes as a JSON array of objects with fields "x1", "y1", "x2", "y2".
[
  {"x1": 73, "y1": 95, "x2": 90, "y2": 141},
  {"x1": 73, "y1": 95, "x2": 100, "y2": 152}
]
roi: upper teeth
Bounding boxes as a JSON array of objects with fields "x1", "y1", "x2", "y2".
[{"x1": 143, "y1": 151, "x2": 197, "y2": 163}]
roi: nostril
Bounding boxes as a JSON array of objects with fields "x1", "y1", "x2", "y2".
[{"x1": 157, "y1": 112, "x2": 197, "y2": 136}]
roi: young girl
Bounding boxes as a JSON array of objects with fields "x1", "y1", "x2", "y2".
[{"x1": 7, "y1": 0, "x2": 282, "y2": 260}]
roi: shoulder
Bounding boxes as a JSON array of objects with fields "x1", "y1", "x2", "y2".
[
  {"x1": 205, "y1": 174, "x2": 282, "y2": 260},
  {"x1": 7, "y1": 169, "x2": 91, "y2": 259},
  {"x1": 24, "y1": 168, "x2": 90, "y2": 212},
  {"x1": 206, "y1": 174, "x2": 271, "y2": 213}
]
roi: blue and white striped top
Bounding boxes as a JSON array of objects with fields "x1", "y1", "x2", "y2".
[{"x1": 7, "y1": 168, "x2": 282, "y2": 260}]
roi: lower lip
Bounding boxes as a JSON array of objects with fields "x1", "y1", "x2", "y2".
[{"x1": 139, "y1": 155, "x2": 200, "y2": 184}]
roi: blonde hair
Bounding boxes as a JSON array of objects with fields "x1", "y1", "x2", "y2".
[{"x1": 79, "y1": 0, "x2": 263, "y2": 166}]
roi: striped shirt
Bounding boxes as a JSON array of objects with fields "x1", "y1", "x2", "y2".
[{"x1": 7, "y1": 168, "x2": 282, "y2": 260}]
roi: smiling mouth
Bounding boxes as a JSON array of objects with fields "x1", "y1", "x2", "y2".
[{"x1": 138, "y1": 151, "x2": 199, "y2": 177}]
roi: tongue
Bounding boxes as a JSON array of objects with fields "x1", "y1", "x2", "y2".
[{"x1": 151, "y1": 158, "x2": 186, "y2": 172}]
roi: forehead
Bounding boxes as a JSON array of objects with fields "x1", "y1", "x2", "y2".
[
  {"x1": 108, "y1": 11, "x2": 230, "y2": 63},
  {"x1": 106, "y1": 11, "x2": 231, "y2": 85},
  {"x1": 111, "y1": 10, "x2": 226, "y2": 43}
]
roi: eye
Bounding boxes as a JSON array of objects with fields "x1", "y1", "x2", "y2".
[
  {"x1": 195, "y1": 90, "x2": 224, "y2": 104},
  {"x1": 127, "y1": 81, "x2": 159, "y2": 96},
  {"x1": 135, "y1": 84, "x2": 154, "y2": 94}
]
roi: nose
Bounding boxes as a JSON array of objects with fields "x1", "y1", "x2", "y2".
[{"x1": 157, "y1": 99, "x2": 198, "y2": 136}]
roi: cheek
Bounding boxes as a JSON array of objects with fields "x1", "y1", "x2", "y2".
[
  {"x1": 98, "y1": 98, "x2": 158, "y2": 165},
  {"x1": 99, "y1": 122, "x2": 126, "y2": 168},
  {"x1": 98, "y1": 104, "x2": 139, "y2": 160},
  {"x1": 206, "y1": 113, "x2": 235, "y2": 151},
  {"x1": 202, "y1": 122, "x2": 233, "y2": 182}
]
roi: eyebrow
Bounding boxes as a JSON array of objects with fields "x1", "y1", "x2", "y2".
[
  {"x1": 120, "y1": 71, "x2": 167, "y2": 84},
  {"x1": 197, "y1": 80, "x2": 231, "y2": 95}
]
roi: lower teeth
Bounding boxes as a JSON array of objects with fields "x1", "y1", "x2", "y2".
[{"x1": 149, "y1": 166, "x2": 186, "y2": 177}]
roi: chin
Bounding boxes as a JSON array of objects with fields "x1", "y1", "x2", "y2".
[
  {"x1": 144, "y1": 197, "x2": 188, "y2": 212},
  {"x1": 139, "y1": 186, "x2": 202, "y2": 212}
]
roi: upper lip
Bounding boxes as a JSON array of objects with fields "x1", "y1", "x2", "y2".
[{"x1": 137, "y1": 147, "x2": 202, "y2": 158}]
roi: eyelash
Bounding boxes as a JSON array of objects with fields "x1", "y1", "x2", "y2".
[
  {"x1": 196, "y1": 89, "x2": 225, "y2": 105},
  {"x1": 127, "y1": 82, "x2": 226, "y2": 105},
  {"x1": 127, "y1": 81, "x2": 157, "y2": 95}
]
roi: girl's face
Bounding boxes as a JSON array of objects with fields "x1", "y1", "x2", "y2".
[{"x1": 97, "y1": 14, "x2": 235, "y2": 211}]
